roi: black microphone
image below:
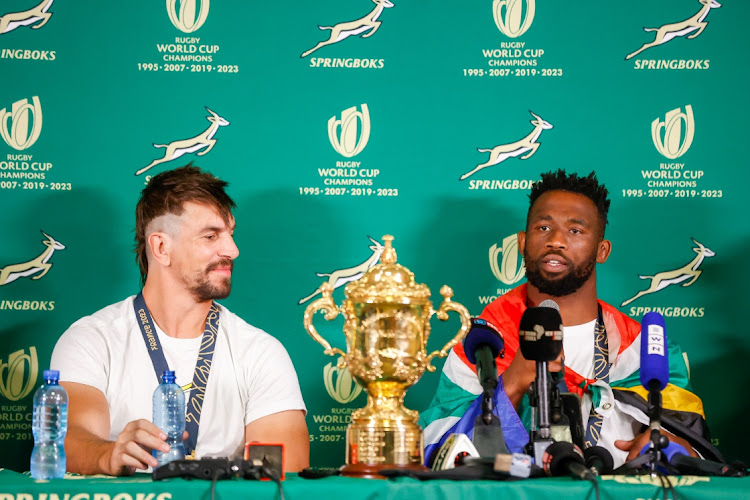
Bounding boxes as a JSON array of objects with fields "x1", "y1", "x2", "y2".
[
  {"x1": 519, "y1": 303, "x2": 562, "y2": 440},
  {"x1": 519, "y1": 304, "x2": 563, "y2": 363},
  {"x1": 670, "y1": 454, "x2": 737, "y2": 477},
  {"x1": 665, "y1": 444, "x2": 746, "y2": 477},
  {"x1": 584, "y1": 446, "x2": 614, "y2": 475},
  {"x1": 542, "y1": 441, "x2": 593, "y2": 480}
]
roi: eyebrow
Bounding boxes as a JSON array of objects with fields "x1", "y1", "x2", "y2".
[
  {"x1": 201, "y1": 224, "x2": 235, "y2": 233},
  {"x1": 569, "y1": 218, "x2": 589, "y2": 227},
  {"x1": 531, "y1": 214, "x2": 590, "y2": 227}
]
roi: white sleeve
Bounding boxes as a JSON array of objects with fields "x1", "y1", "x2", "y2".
[
  {"x1": 50, "y1": 317, "x2": 110, "y2": 395},
  {"x1": 242, "y1": 335, "x2": 306, "y2": 425}
]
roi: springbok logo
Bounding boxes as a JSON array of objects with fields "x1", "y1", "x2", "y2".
[
  {"x1": 0, "y1": 347, "x2": 38, "y2": 401},
  {"x1": 489, "y1": 234, "x2": 526, "y2": 285},
  {"x1": 298, "y1": 236, "x2": 384, "y2": 304},
  {"x1": 136, "y1": 107, "x2": 229, "y2": 176},
  {"x1": 323, "y1": 362, "x2": 362, "y2": 404},
  {"x1": 329, "y1": 104, "x2": 370, "y2": 158},
  {"x1": 300, "y1": 0, "x2": 394, "y2": 58},
  {"x1": 0, "y1": 0, "x2": 53, "y2": 35},
  {"x1": 460, "y1": 111, "x2": 552, "y2": 181},
  {"x1": 0, "y1": 96, "x2": 43, "y2": 151},
  {"x1": 493, "y1": 0, "x2": 535, "y2": 38},
  {"x1": 625, "y1": 0, "x2": 721, "y2": 60},
  {"x1": 652, "y1": 105, "x2": 694, "y2": 160},
  {"x1": 166, "y1": 0, "x2": 209, "y2": 33},
  {"x1": 621, "y1": 238, "x2": 715, "y2": 307},
  {"x1": 0, "y1": 231, "x2": 65, "y2": 287}
]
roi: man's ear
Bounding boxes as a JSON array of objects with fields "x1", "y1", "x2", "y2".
[
  {"x1": 597, "y1": 239, "x2": 612, "y2": 264},
  {"x1": 148, "y1": 232, "x2": 172, "y2": 267},
  {"x1": 518, "y1": 230, "x2": 526, "y2": 255}
]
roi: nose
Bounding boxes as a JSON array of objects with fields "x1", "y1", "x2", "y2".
[
  {"x1": 220, "y1": 234, "x2": 240, "y2": 260},
  {"x1": 546, "y1": 228, "x2": 567, "y2": 250}
]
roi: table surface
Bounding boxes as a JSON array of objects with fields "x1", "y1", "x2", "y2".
[{"x1": 2, "y1": 468, "x2": 749, "y2": 500}]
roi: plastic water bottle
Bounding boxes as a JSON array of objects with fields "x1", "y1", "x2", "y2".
[
  {"x1": 152, "y1": 370, "x2": 185, "y2": 466},
  {"x1": 30, "y1": 370, "x2": 68, "y2": 479}
]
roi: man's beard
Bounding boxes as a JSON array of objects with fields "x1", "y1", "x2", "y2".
[
  {"x1": 524, "y1": 250, "x2": 597, "y2": 297},
  {"x1": 184, "y1": 259, "x2": 233, "y2": 302}
]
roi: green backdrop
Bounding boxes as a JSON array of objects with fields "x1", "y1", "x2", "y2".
[{"x1": 1, "y1": 0, "x2": 748, "y2": 471}]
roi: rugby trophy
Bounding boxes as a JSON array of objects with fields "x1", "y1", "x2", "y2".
[{"x1": 303, "y1": 235, "x2": 471, "y2": 477}]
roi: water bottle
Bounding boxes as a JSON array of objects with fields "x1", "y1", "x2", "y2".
[
  {"x1": 152, "y1": 370, "x2": 185, "y2": 466},
  {"x1": 30, "y1": 370, "x2": 68, "y2": 479}
]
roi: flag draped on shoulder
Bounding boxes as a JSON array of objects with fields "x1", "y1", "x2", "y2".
[{"x1": 419, "y1": 284, "x2": 710, "y2": 466}]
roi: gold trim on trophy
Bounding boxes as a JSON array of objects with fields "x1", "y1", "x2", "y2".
[{"x1": 303, "y1": 235, "x2": 470, "y2": 477}]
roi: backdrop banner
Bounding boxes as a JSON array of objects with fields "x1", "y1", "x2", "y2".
[{"x1": 1, "y1": 0, "x2": 747, "y2": 470}]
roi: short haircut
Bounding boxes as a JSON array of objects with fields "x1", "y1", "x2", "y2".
[
  {"x1": 528, "y1": 169, "x2": 610, "y2": 237},
  {"x1": 134, "y1": 163, "x2": 236, "y2": 283}
]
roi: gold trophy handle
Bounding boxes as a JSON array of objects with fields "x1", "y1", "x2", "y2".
[
  {"x1": 303, "y1": 282, "x2": 347, "y2": 360},
  {"x1": 424, "y1": 285, "x2": 471, "y2": 372}
]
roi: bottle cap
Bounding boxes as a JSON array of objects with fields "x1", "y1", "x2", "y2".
[
  {"x1": 161, "y1": 370, "x2": 176, "y2": 383},
  {"x1": 43, "y1": 370, "x2": 60, "y2": 382}
]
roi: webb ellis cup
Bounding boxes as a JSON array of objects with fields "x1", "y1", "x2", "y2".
[{"x1": 303, "y1": 235, "x2": 470, "y2": 477}]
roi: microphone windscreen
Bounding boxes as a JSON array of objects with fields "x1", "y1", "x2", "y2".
[
  {"x1": 464, "y1": 318, "x2": 504, "y2": 365},
  {"x1": 542, "y1": 441, "x2": 584, "y2": 476},
  {"x1": 539, "y1": 299, "x2": 560, "y2": 312},
  {"x1": 640, "y1": 311, "x2": 669, "y2": 391},
  {"x1": 519, "y1": 306, "x2": 563, "y2": 362},
  {"x1": 583, "y1": 446, "x2": 614, "y2": 474}
]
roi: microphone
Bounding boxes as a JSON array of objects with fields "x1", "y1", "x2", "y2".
[
  {"x1": 583, "y1": 446, "x2": 614, "y2": 475},
  {"x1": 662, "y1": 442, "x2": 746, "y2": 477},
  {"x1": 519, "y1": 304, "x2": 563, "y2": 363},
  {"x1": 541, "y1": 441, "x2": 592, "y2": 480},
  {"x1": 463, "y1": 318, "x2": 507, "y2": 456},
  {"x1": 640, "y1": 312, "x2": 669, "y2": 394},
  {"x1": 640, "y1": 312, "x2": 669, "y2": 432},
  {"x1": 638, "y1": 312, "x2": 671, "y2": 470},
  {"x1": 519, "y1": 302, "x2": 562, "y2": 462},
  {"x1": 463, "y1": 317, "x2": 505, "y2": 396}
]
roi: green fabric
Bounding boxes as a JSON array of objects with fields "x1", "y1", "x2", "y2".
[{"x1": 1, "y1": 468, "x2": 749, "y2": 500}]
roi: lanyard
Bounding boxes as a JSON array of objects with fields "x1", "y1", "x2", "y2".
[
  {"x1": 584, "y1": 305, "x2": 609, "y2": 448},
  {"x1": 133, "y1": 292, "x2": 220, "y2": 456}
]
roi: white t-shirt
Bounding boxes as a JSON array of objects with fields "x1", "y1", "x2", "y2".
[
  {"x1": 562, "y1": 319, "x2": 597, "y2": 425},
  {"x1": 50, "y1": 296, "x2": 307, "y2": 459}
]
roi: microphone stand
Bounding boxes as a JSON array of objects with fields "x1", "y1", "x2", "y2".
[
  {"x1": 645, "y1": 379, "x2": 669, "y2": 472},
  {"x1": 525, "y1": 360, "x2": 554, "y2": 464},
  {"x1": 472, "y1": 346, "x2": 506, "y2": 457}
]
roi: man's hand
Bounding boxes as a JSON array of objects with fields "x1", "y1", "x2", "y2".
[
  {"x1": 102, "y1": 419, "x2": 180, "y2": 476},
  {"x1": 502, "y1": 348, "x2": 564, "y2": 409},
  {"x1": 615, "y1": 429, "x2": 698, "y2": 462},
  {"x1": 62, "y1": 381, "x2": 188, "y2": 476}
]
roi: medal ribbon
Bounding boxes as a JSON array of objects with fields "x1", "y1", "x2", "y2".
[{"x1": 133, "y1": 292, "x2": 219, "y2": 456}]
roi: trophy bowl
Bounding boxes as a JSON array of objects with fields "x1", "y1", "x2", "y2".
[{"x1": 303, "y1": 235, "x2": 470, "y2": 477}]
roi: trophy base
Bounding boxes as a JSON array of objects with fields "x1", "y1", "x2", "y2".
[{"x1": 339, "y1": 462, "x2": 428, "y2": 479}]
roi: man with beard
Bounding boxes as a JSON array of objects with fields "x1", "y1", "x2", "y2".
[
  {"x1": 420, "y1": 169, "x2": 708, "y2": 468},
  {"x1": 51, "y1": 165, "x2": 309, "y2": 475}
]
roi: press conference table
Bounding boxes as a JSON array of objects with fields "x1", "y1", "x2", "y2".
[{"x1": 2, "y1": 469, "x2": 749, "y2": 500}]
